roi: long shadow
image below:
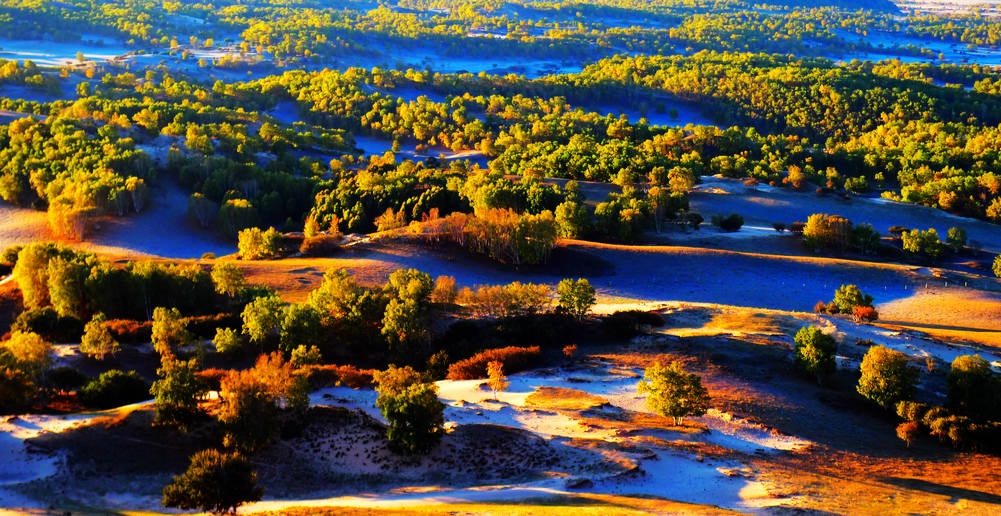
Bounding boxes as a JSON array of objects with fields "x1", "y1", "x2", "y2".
[
  {"x1": 880, "y1": 476, "x2": 1001, "y2": 505},
  {"x1": 879, "y1": 320, "x2": 1001, "y2": 335}
]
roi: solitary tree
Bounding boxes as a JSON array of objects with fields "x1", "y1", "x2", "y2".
[
  {"x1": 373, "y1": 365, "x2": 445, "y2": 455},
  {"x1": 857, "y1": 345, "x2": 918, "y2": 409},
  {"x1": 211, "y1": 263, "x2": 246, "y2": 297},
  {"x1": 80, "y1": 313, "x2": 120, "y2": 360},
  {"x1": 487, "y1": 360, "x2": 508, "y2": 400},
  {"x1": 947, "y1": 354, "x2": 1000, "y2": 419},
  {"x1": 162, "y1": 449, "x2": 262, "y2": 514},
  {"x1": 241, "y1": 295, "x2": 284, "y2": 348},
  {"x1": 637, "y1": 361, "x2": 710, "y2": 425},
  {"x1": 896, "y1": 421, "x2": 920, "y2": 448},
  {"x1": 557, "y1": 278, "x2": 596, "y2": 319},
  {"x1": 793, "y1": 326, "x2": 837, "y2": 384}
]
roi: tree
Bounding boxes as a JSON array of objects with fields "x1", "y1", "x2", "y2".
[
  {"x1": 554, "y1": 200, "x2": 589, "y2": 238},
  {"x1": 637, "y1": 360, "x2": 710, "y2": 425},
  {"x1": 218, "y1": 354, "x2": 306, "y2": 452},
  {"x1": 152, "y1": 307, "x2": 193, "y2": 358},
  {"x1": 213, "y1": 328, "x2": 244, "y2": 355},
  {"x1": 946, "y1": 227, "x2": 967, "y2": 252},
  {"x1": 46, "y1": 256, "x2": 90, "y2": 318},
  {"x1": 793, "y1": 326, "x2": 837, "y2": 384},
  {"x1": 993, "y1": 255, "x2": 1001, "y2": 278},
  {"x1": 237, "y1": 227, "x2": 281, "y2": 260},
  {"x1": 80, "y1": 313, "x2": 120, "y2": 360},
  {"x1": 289, "y1": 345, "x2": 323, "y2": 367},
  {"x1": 162, "y1": 450, "x2": 262, "y2": 514},
  {"x1": 832, "y1": 284, "x2": 874, "y2": 314},
  {"x1": 2, "y1": 331, "x2": 52, "y2": 378},
  {"x1": 79, "y1": 370, "x2": 149, "y2": 408},
  {"x1": 430, "y1": 275, "x2": 457, "y2": 304},
  {"x1": 896, "y1": 421, "x2": 919, "y2": 448},
  {"x1": 947, "y1": 354, "x2": 1000, "y2": 420},
  {"x1": 857, "y1": 345, "x2": 918, "y2": 409},
  {"x1": 373, "y1": 365, "x2": 445, "y2": 455},
  {"x1": 211, "y1": 263, "x2": 246, "y2": 297},
  {"x1": 557, "y1": 278, "x2": 596, "y2": 319},
  {"x1": 151, "y1": 356, "x2": 207, "y2": 429},
  {"x1": 487, "y1": 360, "x2": 508, "y2": 399},
  {"x1": 279, "y1": 304, "x2": 324, "y2": 356},
  {"x1": 241, "y1": 295, "x2": 284, "y2": 347}
]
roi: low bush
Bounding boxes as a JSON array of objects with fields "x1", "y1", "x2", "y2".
[
  {"x1": 788, "y1": 221, "x2": 806, "y2": 233},
  {"x1": 105, "y1": 319, "x2": 153, "y2": 344},
  {"x1": 79, "y1": 370, "x2": 150, "y2": 409},
  {"x1": 447, "y1": 345, "x2": 542, "y2": 380},
  {"x1": 601, "y1": 310, "x2": 666, "y2": 339},
  {"x1": 186, "y1": 313, "x2": 242, "y2": 339},
  {"x1": 48, "y1": 366, "x2": 89, "y2": 391},
  {"x1": 299, "y1": 364, "x2": 376, "y2": 389},
  {"x1": 299, "y1": 235, "x2": 340, "y2": 257},
  {"x1": 711, "y1": 213, "x2": 744, "y2": 232}
]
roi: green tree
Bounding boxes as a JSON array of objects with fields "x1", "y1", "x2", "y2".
[
  {"x1": 289, "y1": 345, "x2": 323, "y2": 367},
  {"x1": 213, "y1": 328, "x2": 244, "y2": 355},
  {"x1": 279, "y1": 304, "x2": 324, "y2": 356},
  {"x1": 993, "y1": 255, "x2": 1001, "y2": 278},
  {"x1": 211, "y1": 263, "x2": 246, "y2": 297},
  {"x1": 637, "y1": 360, "x2": 711, "y2": 425},
  {"x1": 793, "y1": 326, "x2": 837, "y2": 384},
  {"x1": 79, "y1": 370, "x2": 149, "y2": 408},
  {"x1": 946, "y1": 227, "x2": 967, "y2": 252},
  {"x1": 151, "y1": 356, "x2": 207, "y2": 429},
  {"x1": 857, "y1": 345, "x2": 918, "y2": 409},
  {"x1": 557, "y1": 278, "x2": 596, "y2": 319},
  {"x1": 162, "y1": 450, "x2": 262, "y2": 514},
  {"x1": 947, "y1": 354, "x2": 1000, "y2": 419},
  {"x1": 46, "y1": 256, "x2": 90, "y2": 318},
  {"x1": 80, "y1": 313, "x2": 120, "y2": 360},
  {"x1": 373, "y1": 365, "x2": 445, "y2": 455},
  {"x1": 241, "y1": 295, "x2": 284, "y2": 347},
  {"x1": 2, "y1": 331, "x2": 51, "y2": 379},
  {"x1": 152, "y1": 307, "x2": 193, "y2": 358},
  {"x1": 832, "y1": 284, "x2": 874, "y2": 314},
  {"x1": 237, "y1": 227, "x2": 281, "y2": 259},
  {"x1": 554, "y1": 200, "x2": 589, "y2": 239}
]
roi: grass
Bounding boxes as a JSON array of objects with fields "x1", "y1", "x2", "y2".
[
  {"x1": 253, "y1": 492, "x2": 737, "y2": 515},
  {"x1": 524, "y1": 387, "x2": 609, "y2": 411}
]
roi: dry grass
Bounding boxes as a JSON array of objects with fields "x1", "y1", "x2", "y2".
[
  {"x1": 877, "y1": 288, "x2": 1001, "y2": 348},
  {"x1": 257, "y1": 492, "x2": 737, "y2": 515},
  {"x1": 525, "y1": 387, "x2": 609, "y2": 411}
]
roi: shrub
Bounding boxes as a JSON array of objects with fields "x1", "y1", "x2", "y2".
[
  {"x1": 299, "y1": 364, "x2": 375, "y2": 389},
  {"x1": 772, "y1": 222, "x2": 786, "y2": 232},
  {"x1": 80, "y1": 370, "x2": 150, "y2": 409},
  {"x1": 994, "y1": 255, "x2": 1001, "y2": 278},
  {"x1": 888, "y1": 226, "x2": 910, "y2": 236},
  {"x1": 162, "y1": 449, "x2": 262, "y2": 513},
  {"x1": 151, "y1": 356, "x2": 207, "y2": 429},
  {"x1": 105, "y1": 319, "x2": 153, "y2": 344},
  {"x1": 457, "y1": 282, "x2": 551, "y2": 318},
  {"x1": 712, "y1": 213, "x2": 743, "y2": 232},
  {"x1": 48, "y1": 366, "x2": 88, "y2": 391},
  {"x1": 832, "y1": 284, "x2": 874, "y2": 314},
  {"x1": 601, "y1": 310, "x2": 665, "y2": 338},
  {"x1": 787, "y1": 222, "x2": 806, "y2": 233},
  {"x1": 857, "y1": 345, "x2": 918, "y2": 409},
  {"x1": 813, "y1": 301, "x2": 828, "y2": 314},
  {"x1": 289, "y1": 344, "x2": 323, "y2": 367},
  {"x1": 374, "y1": 365, "x2": 445, "y2": 455},
  {"x1": 446, "y1": 346, "x2": 542, "y2": 380},
  {"x1": 0, "y1": 245, "x2": 22, "y2": 266},
  {"x1": 563, "y1": 344, "x2": 578, "y2": 360},
  {"x1": 638, "y1": 360, "x2": 711, "y2": 425},
  {"x1": 851, "y1": 305, "x2": 879, "y2": 322},
  {"x1": 557, "y1": 278, "x2": 596, "y2": 320},
  {"x1": 186, "y1": 313, "x2": 243, "y2": 339},
  {"x1": 0, "y1": 367, "x2": 34, "y2": 410},
  {"x1": 793, "y1": 326, "x2": 837, "y2": 384},
  {"x1": 2, "y1": 331, "x2": 52, "y2": 377},
  {"x1": 299, "y1": 235, "x2": 340, "y2": 257},
  {"x1": 803, "y1": 213, "x2": 852, "y2": 251},
  {"x1": 211, "y1": 263, "x2": 246, "y2": 297},
  {"x1": 946, "y1": 227, "x2": 967, "y2": 252}
]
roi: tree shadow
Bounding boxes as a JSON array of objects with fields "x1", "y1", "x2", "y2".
[{"x1": 880, "y1": 476, "x2": 1001, "y2": 505}]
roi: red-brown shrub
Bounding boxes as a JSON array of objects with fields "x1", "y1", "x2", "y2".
[
  {"x1": 105, "y1": 319, "x2": 153, "y2": 344},
  {"x1": 299, "y1": 364, "x2": 375, "y2": 389},
  {"x1": 299, "y1": 235, "x2": 341, "y2": 256},
  {"x1": 447, "y1": 345, "x2": 542, "y2": 380},
  {"x1": 852, "y1": 305, "x2": 879, "y2": 322},
  {"x1": 185, "y1": 312, "x2": 242, "y2": 338}
]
